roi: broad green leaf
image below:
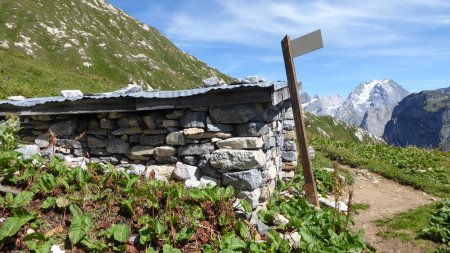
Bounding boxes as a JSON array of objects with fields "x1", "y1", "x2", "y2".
[
  {"x1": 24, "y1": 232, "x2": 46, "y2": 241},
  {"x1": 42, "y1": 197, "x2": 56, "y2": 209},
  {"x1": 0, "y1": 214, "x2": 34, "y2": 241},
  {"x1": 13, "y1": 191, "x2": 34, "y2": 208},
  {"x1": 57, "y1": 178, "x2": 70, "y2": 191},
  {"x1": 162, "y1": 244, "x2": 181, "y2": 253},
  {"x1": 124, "y1": 177, "x2": 139, "y2": 193},
  {"x1": 224, "y1": 186, "x2": 234, "y2": 199},
  {"x1": 110, "y1": 224, "x2": 131, "y2": 243},
  {"x1": 68, "y1": 204, "x2": 92, "y2": 245},
  {"x1": 240, "y1": 199, "x2": 252, "y2": 213},
  {"x1": 69, "y1": 204, "x2": 83, "y2": 218},
  {"x1": 39, "y1": 173, "x2": 56, "y2": 192},
  {"x1": 146, "y1": 247, "x2": 158, "y2": 253},
  {"x1": 139, "y1": 225, "x2": 152, "y2": 245},
  {"x1": 236, "y1": 221, "x2": 249, "y2": 238}
]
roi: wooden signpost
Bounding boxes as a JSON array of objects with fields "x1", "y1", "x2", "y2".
[{"x1": 281, "y1": 30, "x2": 323, "y2": 207}]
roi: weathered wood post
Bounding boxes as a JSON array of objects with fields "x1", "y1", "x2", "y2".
[{"x1": 281, "y1": 30, "x2": 323, "y2": 207}]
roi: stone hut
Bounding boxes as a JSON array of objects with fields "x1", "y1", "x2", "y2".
[{"x1": 0, "y1": 81, "x2": 298, "y2": 208}]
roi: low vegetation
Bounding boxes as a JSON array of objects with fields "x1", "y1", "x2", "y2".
[
  {"x1": 312, "y1": 138, "x2": 450, "y2": 197},
  {"x1": 0, "y1": 117, "x2": 368, "y2": 252}
]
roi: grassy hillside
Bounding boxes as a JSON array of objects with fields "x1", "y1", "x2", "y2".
[{"x1": 0, "y1": 0, "x2": 232, "y2": 98}]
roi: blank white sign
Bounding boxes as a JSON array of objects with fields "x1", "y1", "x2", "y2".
[{"x1": 290, "y1": 29, "x2": 323, "y2": 58}]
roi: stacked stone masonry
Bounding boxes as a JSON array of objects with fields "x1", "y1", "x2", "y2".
[{"x1": 17, "y1": 101, "x2": 299, "y2": 209}]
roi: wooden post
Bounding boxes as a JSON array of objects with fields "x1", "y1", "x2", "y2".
[{"x1": 281, "y1": 35, "x2": 320, "y2": 207}]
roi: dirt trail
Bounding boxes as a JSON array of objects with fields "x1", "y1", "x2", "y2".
[{"x1": 345, "y1": 167, "x2": 437, "y2": 253}]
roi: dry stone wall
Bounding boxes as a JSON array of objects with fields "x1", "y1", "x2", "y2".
[{"x1": 16, "y1": 101, "x2": 299, "y2": 208}]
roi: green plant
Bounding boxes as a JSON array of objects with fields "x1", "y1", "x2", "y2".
[
  {"x1": 421, "y1": 199, "x2": 450, "y2": 245},
  {"x1": 0, "y1": 114, "x2": 21, "y2": 151}
]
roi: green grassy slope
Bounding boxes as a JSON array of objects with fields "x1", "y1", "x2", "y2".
[{"x1": 0, "y1": 0, "x2": 232, "y2": 98}]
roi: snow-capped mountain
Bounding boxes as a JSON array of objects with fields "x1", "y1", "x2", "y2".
[
  {"x1": 303, "y1": 94, "x2": 344, "y2": 116},
  {"x1": 335, "y1": 79, "x2": 409, "y2": 136}
]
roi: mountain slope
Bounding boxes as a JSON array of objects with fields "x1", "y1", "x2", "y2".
[
  {"x1": 335, "y1": 79, "x2": 409, "y2": 136},
  {"x1": 303, "y1": 94, "x2": 344, "y2": 117},
  {"x1": 383, "y1": 87, "x2": 450, "y2": 151},
  {"x1": 0, "y1": 0, "x2": 231, "y2": 98}
]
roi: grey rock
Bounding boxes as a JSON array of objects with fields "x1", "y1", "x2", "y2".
[
  {"x1": 155, "y1": 156, "x2": 178, "y2": 164},
  {"x1": 15, "y1": 144, "x2": 41, "y2": 159},
  {"x1": 222, "y1": 169, "x2": 263, "y2": 191},
  {"x1": 283, "y1": 120, "x2": 296, "y2": 131},
  {"x1": 154, "y1": 146, "x2": 177, "y2": 157},
  {"x1": 99, "y1": 156, "x2": 119, "y2": 164},
  {"x1": 111, "y1": 127, "x2": 143, "y2": 135},
  {"x1": 242, "y1": 76, "x2": 266, "y2": 83},
  {"x1": 147, "y1": 165, "x2": 175, "y2": 179},
  {"x1": 236, "y1": 122, "x2": 269, "y2": 137},
  {"x1": 283, "y1": 141, "x2": 297, "y2": 151},
  {"x1": 87, "y1": 136, "x2": 107, "y2": 148},
  {"x1": 166, "y1": 131, "x2": 186, "y2": 145},
  {"x1": 189, "y1": 106, "x2": 208, "y2": 112},
  {"x1": 185, "y1": 132, "x2": 232, "y2": 139},
  {"x1": 129, "y1": 135, "x2": 140, "y2": 143},
  {"x1": 182, "y1": 156, "x2": 197, "y2": 166},
  {"x1": 206, "y1": 123, "x2": 233, "y2": 132},
  {"x1": 89, "y1": 148, "x2": 112, "y2": 156},
  {"x1": 200, "y1": 176, "x2": 218, "y2": 186},
  {"x1": 183, "y1": 128, "x2": 204, "y2": 135},
  {"x1": 60, "y1": 90, "x2": 83, "y2": 98},
  {"x1": 216, "y1": 137, "x2": 263, "y2": 149},
  {"x1": 180, "y1": 111, "x2": 206, "y2": 128},
  {"x1": 35, "y1": 138, "x2": 49, "y2": 148},
  {"x1": 57, "y1": 139, "x2": 84, "y2": 149},
  {"x1": 173, "y1": 162, "x2": 200, "y2": 181},
  {"x1": 210, "y1": 149, "x2": 265, "y2": 170},
  {"x1": 87, "y1": 128, "x2": 108, "y2": 135},
  {"x1": 273, "y1": 214, "x2": 289, "y2": 226},
  {"x1": 202, "y1": 76, "x2": 225, "y2": 87},
  {"x1": 140, "y1": 135, "x2": 165, "y2": 146},
  {"x1": 106, "y1": 139, "x2": 130, "y2": 154},
  {"x1": 236, "y1": 188, "x2": 261, "y2": 209},
  {"x1": 73, "y1": 148, "x2": 88, "y2": 157},
  {"x1": 143, "y1": 129, "x2": 168, "y2": 135},
  {"x1": 178, "y1": 143, "x2": 215, "y2": 156},
  {"x1": 161, "y1": 120, "x2": 179, "y2": 128},
  {"x1": 117, "y1": 116, "x2": 141, "y2": 128},
  {"x1": 130, "y1": 145, "x2": 154, "y2": 155},
  {"x1": 49, "y1": 120, "x2": 77, "y2": 136},
  {"x1": 142, "y1": 115, "x2": 156, "y2": 129},
  {"x1": 209, "y1": 104, "x2": 265, "y2": 124},
  {"x1": 166, "y1": 110, "x2": 184, "y2": 120},
  {"x1": 100, "y1": 119, "x2": 117, "y2": 129},
  {"x1": 309, "y1": 146, "x2": 315, "y2": 160},
  {"x1": 281, "y1": 151, "x2": 297, "y2": 162}
]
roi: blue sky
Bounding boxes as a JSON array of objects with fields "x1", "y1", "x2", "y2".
[{"x1": 109, "y1": 0, "x2": 450, "y2": 96}]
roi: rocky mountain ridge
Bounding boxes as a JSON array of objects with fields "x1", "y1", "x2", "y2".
[
  {"x1": 0, "y1": 0, "x2": 231, "y2": 98},
  {"x1": 303, "y1": 79, "x2": 409, "y2": 137},
  {"x1": 384, "y1": 86, "x2": 450, "y2": 151}
]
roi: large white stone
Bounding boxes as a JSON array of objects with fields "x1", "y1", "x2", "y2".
[
  {"x1": 173, "y1": 162, "x2": 200, "y2": 181},
  {"x1": 216, "y1": 137, "x2": 263, "y2": 149},
  {"x1": 210, "y1": 149, "x2": 265, "y2": 170},
  {"x1": 130, "y1": 145, "x2": 154, "y2": 155},
  {"x1": 166, "y1": 131, "x2": 186, "y2": 145},
  {"x1": 154, "y1": 146, "x2": 177, "y2": 157}
]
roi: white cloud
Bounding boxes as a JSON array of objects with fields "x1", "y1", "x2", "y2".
[{"x1": 143, "y1": 0, "x2": 450, "y2": 58}]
